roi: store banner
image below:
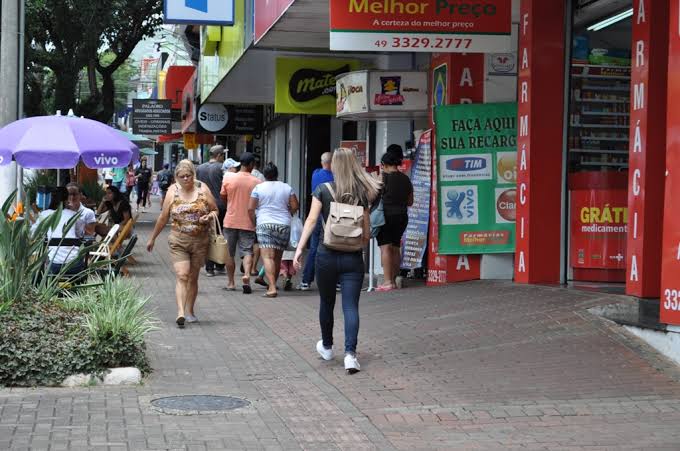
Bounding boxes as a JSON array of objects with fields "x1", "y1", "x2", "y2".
[
  {"x1": 401, "y1": 130, "x2": 432, "y2": 270},
  {"x1": 336, "y1": 71, "x2": 429, "y2": 117},
  {"x1": 570, "y1": 190, "x2": 628, "y2": 270},
  {"x1": 197, "y1": 104, "x2": 263, "y2": 135},
  {"x1": 340, "y1": 140, "x2": 368, "y2": 167},
  {"x1": 434, "y1": 102, "x2": 517, "y2": 254},
  {"x1": 255, "y1": 0, "x2": 295, "y2": 42},
  {"x1": 164, "y1": 0, "x2": 234, "y2": 25},
  {"x1": 330, "y1": 0, "x2": 512, "y2": 53},
  {"x1": 275, "y1": 57, "x2": 360, "y2": 115}
]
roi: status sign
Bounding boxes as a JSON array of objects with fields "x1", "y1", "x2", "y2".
[
  {"x1": 330, "y1": 0, "x2": 512, "y2": 53},
  {"x1": 434, "y1": 102, "x2": 517, "y2": 254}
]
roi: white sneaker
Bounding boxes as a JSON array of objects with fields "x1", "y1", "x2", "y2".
[
  {"x1": 185, "y1": 314, "x2": 198, "y2": 323},
  {"x1": 316, "y1": 340, "x2": 334, "y2": 361},
  {"x1": 298, "y1": 282, "x2": 311, "y2": 291},
  {"x1": 344, "y1": 353, "x2": 360, "y2": 374}
]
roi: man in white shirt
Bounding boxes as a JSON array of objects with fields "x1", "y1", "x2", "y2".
[{"x1": 47, "y1": 183, "x2": 96, "y2": 275}]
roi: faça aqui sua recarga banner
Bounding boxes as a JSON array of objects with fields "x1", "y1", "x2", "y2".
[{"x1": 434, "y1": 102, "x2": 517, "y2": 255}]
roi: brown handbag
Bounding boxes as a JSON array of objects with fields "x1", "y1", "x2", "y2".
[{"x1": 208, "y1": 213, "x2": 229, "y2": 264}]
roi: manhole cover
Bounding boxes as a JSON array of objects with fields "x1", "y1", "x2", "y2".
[{"x1": 150, "y1": 395, "x2": 250, "y2": 415}]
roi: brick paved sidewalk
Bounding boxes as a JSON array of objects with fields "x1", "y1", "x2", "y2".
[{"x1": 2, "y1": 219, "x2": 680, "y2": 450}]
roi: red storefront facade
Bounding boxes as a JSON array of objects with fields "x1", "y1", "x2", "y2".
[{"x1": 427, "y1": 0, "x2": 680, "y2": 325}]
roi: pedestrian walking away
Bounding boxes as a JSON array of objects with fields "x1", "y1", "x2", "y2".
[
  {"x1": 220, "y1": 152, "x2": 262, "y2": 293},
  {"x1": 196, "y1": 145, "x2": 227, "y2": 277},
  {"x1": 376, "y1": 145, "x2": 413, "y2": 291},
  {"x1": 146, "y1": 159, "x2": 218, "y2": 328},
  {"x1": 248, "y1": 162, "x2": 299, "y2": 298},
  {"x1": 135, "y1": 157, "x2": 153, "y2": 211},
  {"x1": 300, "y1": 151, "x2": 335, "y2": 291},
  {"x1": 125, "y1": 163, "x2": 137, "y2": 203},
  {"x1": 294, "y1": 147, "x2": 381, "y2": 374}
]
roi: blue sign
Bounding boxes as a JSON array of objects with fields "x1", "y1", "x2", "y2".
[
  {"x1": 401, "y1": 130, "x2": 432, "y2": 270},
  {"x1": 164, "y1": 0, "x2": 234, "y2": 25}
]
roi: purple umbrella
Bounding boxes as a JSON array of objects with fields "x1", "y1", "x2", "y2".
[{"x1": 0, "y1": 115, "x2": 139, "y2": 169}]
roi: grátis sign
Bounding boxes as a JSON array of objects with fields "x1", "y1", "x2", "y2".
[
  {"x1": 330, "y1": 0, "x2": 512, "y2": 53},
  {"x1": 276, "y1": 57, "x2": 359, "y2": 115}
]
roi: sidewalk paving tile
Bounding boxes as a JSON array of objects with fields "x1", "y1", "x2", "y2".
[{"x1": 2, "y1": 221, "x2": 680, "y2": 449}]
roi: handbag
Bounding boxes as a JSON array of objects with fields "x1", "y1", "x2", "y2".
[
  {"x1": 207, "y1": 213, "x2": 229, "y2": 265},
  {"x1": 370, "y1": 196, "x2": 385, "y2": 238}
]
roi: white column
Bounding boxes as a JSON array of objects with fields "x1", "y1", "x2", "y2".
[{"x1": 0, "y1": 0, "x2": 21, "y2": 204}]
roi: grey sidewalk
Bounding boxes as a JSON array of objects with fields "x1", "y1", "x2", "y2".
[{"x1": 2, "y1": 220, "x2": 680, "y2": 450}]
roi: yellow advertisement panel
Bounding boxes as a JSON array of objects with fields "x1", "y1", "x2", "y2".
[{"x1": 275, "y1": 57, "x2": 360, "y2": 115}]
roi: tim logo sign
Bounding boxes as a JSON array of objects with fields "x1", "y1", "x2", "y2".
[
  {"x1": 164, "y1": 0, "x2": 234, "y2": 25},
  {"x1": 440, "y1": 154, "x2": 492, "y2": 181}
]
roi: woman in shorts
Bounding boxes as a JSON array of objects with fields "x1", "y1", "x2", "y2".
[
  {"x1": 377, "y1": 145, "x2": 413, "y2": 292},
  {"x1": 248, "y1": 163, "x2": 299, "y2": 298},
  {"x1": 147, "y1": 159, "x2": 218, "y2": 328}
]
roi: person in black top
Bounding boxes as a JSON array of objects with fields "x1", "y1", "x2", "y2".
[
  {"x1": 135, "y1": 157, "x2": 153, "y2": 212},
  {"x1": 377, "y1": 145, "x2": 413, "y2": 292},
  {"x1": 196, "y1": 145, "x2": 227, "y2": 276},
  {"x1": 95, "y1": 185, "x2": 132, "y2": 237}
]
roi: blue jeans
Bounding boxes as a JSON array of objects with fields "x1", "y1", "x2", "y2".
[
  {"x1": 316, "y1": 245, "x2": 364, "y2": 353},
  {"x1": 302, "y1": 218, "x2": 322, "y2": 284}
]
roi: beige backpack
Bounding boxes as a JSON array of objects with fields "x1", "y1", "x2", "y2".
[{"x1": 322, "y1": 183, "x2": 365, "y2": 252}]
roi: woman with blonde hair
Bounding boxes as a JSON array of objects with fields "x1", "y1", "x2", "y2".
[
  {"x1": 294, "y1": 147, "x2": 380, "y2": 374},
  {"x1": 147, "y1": 159, "x2": 218, "y2": 328}
]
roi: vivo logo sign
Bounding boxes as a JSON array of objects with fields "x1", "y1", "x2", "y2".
[
  {"x1": 164, "y1": 0, "x2": 234, "y2": 25},
  {"x1": 447, "y1": 157, "x2": 487, "y2": 171},
  {"x1": 93, "y1": 155, "x2": 119, "y2": 166}
]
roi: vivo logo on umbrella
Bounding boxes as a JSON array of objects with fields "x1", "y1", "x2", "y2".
[
  {"x1": 185, "y1": 0, "x2": 207, "y2": 12},
  {"x1": 93, "y1": 155, "x2": 119, "y2": 166}
]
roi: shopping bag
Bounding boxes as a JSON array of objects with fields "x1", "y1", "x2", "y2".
[
  {"x1": 370, "y1": 198, "x2": 385, "y2": 238},
  {"x1": 208, "y1": 214, "x2": 229, "y2": 264},
  {"x1": 288, "y1": 216, "x2": 303, "y2": 250}
]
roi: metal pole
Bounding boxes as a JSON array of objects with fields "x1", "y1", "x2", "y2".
[
  {"x1": 16, "y1": 0, "x2": 25, "y2": 203},
  {"x1": 0, "y1": 0, "x2": 21, "y2": 204}
]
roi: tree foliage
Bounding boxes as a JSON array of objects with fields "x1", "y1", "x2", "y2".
[{"x1": 24, "y1": 0, "x2": 163, "y2": 122}]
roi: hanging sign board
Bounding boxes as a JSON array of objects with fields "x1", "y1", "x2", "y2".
[
  {"x1": 132, "y1": 99, "x2": 172, "y2": 135},
  {"x1": 330, "y1": 0, "x2": 512, "y2": 53},
  {"x1": 164, "y1": 0, "x2": 235, "y2": 25},
  {"x1": 336, "y1": 70, "x2": 428, "y2": 119},
  {"x1": 434, "y1": 102, "x2": 517, "y2": 254},
  {"x1": 275, "y1": 57, "x2": 360, "y2": 115},
  {"x1": 196, "y1": 104, "x2": 263, "y2": 135},
  {"x1": 401, "y1": 130, "x2": 432, "y2": 270}
]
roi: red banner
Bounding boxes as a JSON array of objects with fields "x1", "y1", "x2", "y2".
[
  {"x1": 330, "y1": 0, "x2": 512, "y2": 53},
  {"x1": 570, "y1": 190, "x2": 628, "y2": 270},
  {"x1": 661, "y1": 0, "x2": 680, "y2": 324},
  {"x1": 255, "y1": 0, "x2": 294, "y2": 43},
  {"x1": 330, "y1": 0, "x2": 511, "y2": 34},
  {"x1": 340, "y1": 140, "x2": 368, "y2": 167}
]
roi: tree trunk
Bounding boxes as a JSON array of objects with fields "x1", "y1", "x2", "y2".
[
  {"x1": 87, "y1": 60, "x2": 99, "y2": 98},
  {"x1": 53, "y1": 68, "x2": 79, "y2": 115},
  {"x1": 94, "y1": 71, "x2": 115, "y2": 124}
]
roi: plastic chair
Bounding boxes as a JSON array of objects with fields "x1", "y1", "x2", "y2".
[{"x1": 89, "y1": 224, "x2": 120, "y2": 263}]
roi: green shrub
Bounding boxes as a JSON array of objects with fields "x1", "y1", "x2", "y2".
[
  {"x1": 0, "y1": 276, "x2": 156, "y2": 387},
  {"x1": 0, "y1": 301, "x2": 99, "y2": 386},
  {"x1": 0, "y1": 193, "x2": 102, "y2": 307}
]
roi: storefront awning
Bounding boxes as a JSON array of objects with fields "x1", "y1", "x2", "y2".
[
  {"x1": 165, "y1": 66, "x2": 196, "y2": 110},
  {"x1": 157, "y1": 132, "x2": 183, "y2": 143}
]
